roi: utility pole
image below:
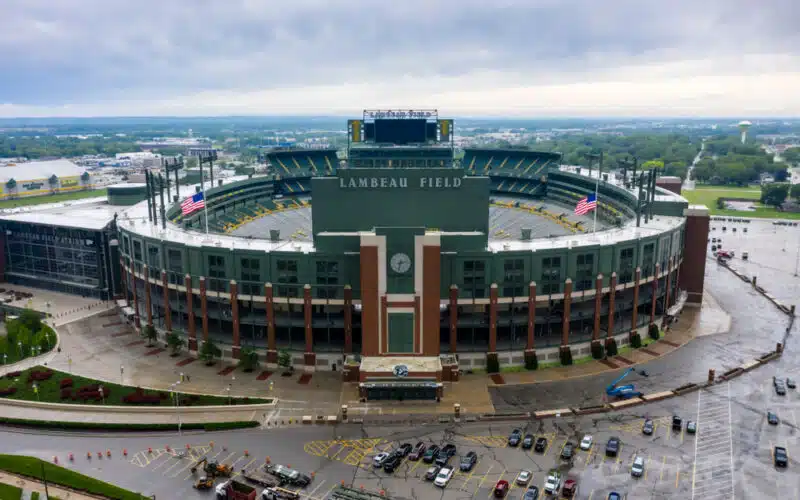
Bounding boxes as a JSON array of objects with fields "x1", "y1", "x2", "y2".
[{"x1": 158, "y1": 174, "x2": 166, "y2": 230}]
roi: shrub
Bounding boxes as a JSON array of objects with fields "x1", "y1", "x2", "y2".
[
  {"x1": 5, "y1": 371, "x2": 22, "y2": 379},
  {"x1": 606, "y1": 338, "x2": 618, "y2": 357},
  {"x1": 648, "y1": 323, "x2": 660, "y2": 340},
  {"x1": 60, "y1": 389, "x2": 72, "y2": 399},
  {"x1": 0, "y1": 388, "x2": 18, "y2": 397},
  {"x1": 486, "y1": 355, "x2": 500, "y2": 374},
  {"x1": 524, "y1": 352, "x2": 538, "y2": 370},
  {"x1": 559, "y1": 347, "x2": 573, "y2": 366},
  {"x1": 26, "y1": 370, "x2": 54, "y2": 383},
  {"x1": 60, "y1": 378, "x2": 74, "y2": 389},
  {"x1": 591, "y1": 341, "x2": 605, "y2": 359},
  {"x1": 631, "y1": 332, "x2": 643, "y2": 348}
]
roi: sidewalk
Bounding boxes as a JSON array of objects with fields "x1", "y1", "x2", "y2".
[{"x1": 0, "y1": 470, "x2": 100, "y2": 500}]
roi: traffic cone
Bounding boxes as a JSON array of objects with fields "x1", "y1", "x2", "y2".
[
  {"x1": 209, "y1": 441, "x2": 214, "y2": 448},
  {"x1": 53, "y1": 456, "x2": 58, "y2": 464},
  {"x1": 166, "y1": 445, "x2": 171, "y2": 452},
  {"x1": 106, "y1": 450, "x2": 111, "y2": 457},
  {"x1": 87, "y1": 452, "x2": 91, "y2": 459},
  {"x1": 148, "y1": 447, "x2": 153, "y2": 454},
  {"x1": 68, "y1": 453, "x2": 74, "y2": 461},
  {"x1": 97, "y1": 452, "x2": 102, "y2": 459},
  {"x1": 244, "y1": 450, "x2": 249, "y2": 457},
  {"x1": 380, "y1": 490, "x2": 385, "y2": 496},
  {"x1": 265, "y1": 457, "x2": 271, "y2": 464},
  {"x1": 123, "y1": 449, "x2": 128, "y2": 457},
  {"x1": 186, "y1": 444, "x2": 191, "y2": 450}
]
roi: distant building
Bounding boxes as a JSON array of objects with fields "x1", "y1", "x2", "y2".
[{"x1": 0, "y1": 159, "x2": 93, "y2": 200}]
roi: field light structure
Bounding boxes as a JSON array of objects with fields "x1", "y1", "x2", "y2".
[{"x1": 738, "y1": 120, "x2": 752, "y2": 144}]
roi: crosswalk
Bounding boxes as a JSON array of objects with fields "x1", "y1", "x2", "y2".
[{"x1": 692, "y1": 383, "x2": 735, "y2": 500}]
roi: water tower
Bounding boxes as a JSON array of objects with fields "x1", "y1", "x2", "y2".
[{"x1": 738, "y1": 120, "x2": 751, "y2": 144}]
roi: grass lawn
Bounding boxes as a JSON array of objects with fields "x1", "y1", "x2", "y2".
[
  {"x1": 0, "y1": 455, "x2": 147, "y2": 500},
  {"x1": 0, "y1": 366, "x2": 271, "y2": 406},
  {"x1": 683, "y1": 185, "x2": 800, "y2": 219},
  {"x1": 0, "y1": 482, "x2": 22, "y2": 499},
  {"x1": 0, "y1": 189, "x2": 107, "y2": 209}
]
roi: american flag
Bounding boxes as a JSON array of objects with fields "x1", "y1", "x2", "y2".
[
  {"x1": 181, "y1": 192, "x2": 205, "y2": 215},
  {"x1": 574, "y1": 193, "x2": 597, "y2": 215}
]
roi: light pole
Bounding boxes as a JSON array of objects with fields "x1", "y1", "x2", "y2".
[
  {"x1": 120, "y1": 365, "x2": 124, "y2": 384},
  {"x1": 99, "y1": 385, "x2": 105, "y2": 405},
  {"x1": 32, "y1": 382, "x2": 39, "y2": 401},
  {"x1": 171, "y1": 381, "x2": 183, "y2": 434},
  {"x1": 17, "y1": 342, "x2": 22, "y2": 360},
  {"x1": 2, "y1": 354, "x2": 6, "y2": 365},
  {"x1": 67, "y1": 354, "x2": 72, "y2": 373},
  {"x1": 226, "y1": 384, "x2": 231, "y2": 405}
]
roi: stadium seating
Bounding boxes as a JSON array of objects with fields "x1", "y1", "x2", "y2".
[
  {"x1": 267, "y1": 149, "x2": 338, "y2": 177},
  {"x1": 464, "y1": 148, "x2": 559, "y2": 200}
]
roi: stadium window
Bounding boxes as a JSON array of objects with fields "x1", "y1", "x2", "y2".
[
  {"x1": 540, "y1": 256, "x2": 561, "y2": 295},
  {"x1": 147, "y1": 246, "x2": 161, "y2": 279},
  {"x1": 503, "y1": 258, "x2": 525, "y2": 297},
  {"x1": 315, "y1": 261, "x2": 340, "y2": 299},
  {"x1": 619, "y1": 248, "x2": 634, "y2": 283},
  {"x1": 167, "y1": 249, "x2": 183, "y2": 284},
  {"x1": 659, "y1": 236, "x2": 671, "y2": 270},
  {"x1": 462, "y1": 260, "x2": 486, "y2": 299},
  {"x1": 240, "y1": 258, "x2": 261, "y2": 295},
  {"x1": 276, "y1": 259, "x2": 299, "y2": 297},
  {"x1": 132, "y1": 240, "x2": 143, "y2": 273},
  {"x1": 642, "y1": 243, "x2": 655, "y2": 277},
  {"x1": 122, "y1": 236, "x2": 130, "y2": 255},
  {"x1": 208, "y1": 255, "x2": 227, "y2": 292},
  {"x1": 575, "y1": 254, "x2": 594, "y2": 291}
]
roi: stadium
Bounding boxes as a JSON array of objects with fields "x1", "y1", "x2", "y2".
[{"x1": 1, "y1": 110, "x2": 709, "y2": 401}]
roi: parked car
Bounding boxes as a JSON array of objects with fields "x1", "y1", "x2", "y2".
[
  {"x1": 508, "y1": 429, "x2": 523, "y2": 447},
  {"x1": 522, "y1": 486, "x2": 540, "y2": 500},
  {"x1": 607, "y1": 493, "x2": 622, "y2": 500},
  {"x1": 686, "y1": 421, "x2": 697, "y2": 434},
  {"x1": 788, "y1": 378, "x2": 797, "y2": 389},
  {"x1": 631, "y1": 456, "x2": 645, "y2": 477},
  {"x1": 774, "y1": 377, "x2": 787, "y2": 395},
  {"x1": 774, "y1": 446, "x2": 788, "y2": 467},
  {"x1": 522, "y1": 434, "x2": 535, "y2": 449},
  {"x1": 516, "y1": 470, "x2": 532, "y2": 485},
  {"x1": 372, "y1": 452, "x2": 390, "y2": 468},
  {"x1": 672, "y1": 416, "x2": 682, "y2": 431},
  {"x1": 561, "y1": 442, "x2": 575, "y2": 460},
  {"x1": 433, "y1": 467, "x2": 454, "y2": 487},
  {"x1": 435, "y1": 444, "x2": 457, "y2": 466},
  {"x1": 580, "y1": 435, "x2": 593, "y2": 451},
  {"x1": 768, "y1": 411, "x2": 780, "y2": 425},
  {"x1": 396, "y1": 443, "x2": 413, "y2": 457},
  {"x1": 383, "y1": 454, "x2": 402, "y2": 473},
  {"x1": 422, "y1": 445, "x2": 440, "y2": 463},
  {"x1": 562, "y1": 479, "x2": 577, "y2": 498},
  {"x1": 459, "y1": 451, "x2": 477, "y2": 472},
  {"x1": 642, "y1": 419, "x2": 654, "y2": 435},
  {"x1": 544, "y1": 471, "x2": 561, "y2": 495},
  {"x1": 605, "y1": 437, "x2": 620, "y2": 457},
  {"x1": 408, "y1": 442, "x2": 426, "y2": 461},
  {"x1": 493, "y1": 480, "x2": 509, "y2": 498},
  {"x1": 534, "y1": 437, "x2": 548, "y2": 453},
  {"x1": 424, "y1": 466, "x2": 440, "y2": 481}
]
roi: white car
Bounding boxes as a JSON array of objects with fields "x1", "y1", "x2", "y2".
[
  {"x1": 631, "y1": 456, "x2": 645, "y2": 477},
  {"x1": 544, "y1": 471, "x2": 561, "y2": 494},
  {"x1": 516, "y1": 470, "x2": 532, "y2": 485},
  {"x1": 372, "y1": 452, "x2": 390, "y2": 468},
  {"x1": 580, "y1": 435, "x2": 593, "y2": 450},
  {"x1": 434, "y1": 467, "x2": 454, "y2": 487}
]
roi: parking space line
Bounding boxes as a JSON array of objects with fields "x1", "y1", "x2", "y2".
[
  {"x1": 162, "y1": 456, "x2": 189, "y2": 476},
  {"x1": 659, "y1": 455, "x2": 667, "y2": 482},
  {"x1": 475, "y1": 465, "x2": 494, "y2": 496},
  {"x1": 487, "y1": 471, "x2": 506, "y2": 499},
  {"x1": 151, "y1": 453, "x2": 179, "y2": 471},
  {"x1": 305, "y1": 479, "x2": 327, "y2": 499}
]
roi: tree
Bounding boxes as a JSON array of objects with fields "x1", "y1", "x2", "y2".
[
  {"x1": 782, "y1": 148, "x2": 800, "y2": 166},
  {"x1": 48, "y1": 174, "x2": 59, "y2": 192},
  {"x1": 167, "y1": 331, "x2": 186, "y2": 356},
  {"x1": 277, "y1": 349, "x2": 292, "y2": 371},
  {"x1": 641, "y1": 160, "x2": 664, "y2": 171},
  {"x1": 239, "y1": 347, "x2": 259, "y2": 372},
  {"x1": 142, "y1": 325, "x2": 158, "y2": 347},
  {"x1": 790, "y1": 183, "x2": 800, "y2": 201},
  {"x1": 761, "y1": 183, "x2": 790, "y2": 208},
  {"x1": 200, "y1": 339, "x2": 221, "y2": 366}
]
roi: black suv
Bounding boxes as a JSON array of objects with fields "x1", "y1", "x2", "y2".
[
  {"x1": 396, "y1": 443, "x2": 413, "y2": 457},
  {"x1": 534, "y1": 437, "x2": 548, "y2": 453},
  {"x1": 522, "y1": 434, "x2": 534, "y2": 449},
  {"x1": 672, "y1": 416, "x2": 682, "y2": 431},
  {"x1": 605, "y1": 437, "x2": 620, "y2": 457},
  {"x1": 383, "y1": 454, "x2": 402, "y2": 473},
  {"x1": 561, "y1": 442, "x2": 575, "y2": 460},
  {"x1": 774, "y1": 446, "x2": 788, "y2": 467},
  {"x1": 435, "y1": 444, "x2": 457, "y2": 466},
  {"x1": 422, "y1": 445, "x2": 440, "y2": 464},
  {"x1": 508, "y1": 429, "x2": 523, "y2": 447},
  {"x1": 460, "y1": 451, "x2": 477, "y2": 471}
]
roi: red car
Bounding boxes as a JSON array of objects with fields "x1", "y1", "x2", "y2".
[
  {"x1": 493, "y1": 480, "x2": 509, "y2": 498},
  {"x1": 562, "y1": 479, "x2": 577, "y2": 498}
]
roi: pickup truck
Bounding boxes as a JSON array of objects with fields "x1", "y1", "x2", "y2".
[
  {"x1": 242, "y1": 467, "x2": 280, "y2": 488},
  {"x1": 216, "y1": 480, "x2": 257, "y2": 500},
  {"x1": 265, "y1": 464, "x2": 312, "y2": 487},
  {"x1": 261, "y1": 486, "x2": 300, "y2": 500}
]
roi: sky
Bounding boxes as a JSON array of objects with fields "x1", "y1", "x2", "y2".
[{"x1": 1, "y1": 0, "x2": 799, "y2": 118}]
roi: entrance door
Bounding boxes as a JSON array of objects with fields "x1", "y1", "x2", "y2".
[{"x1": 387, "y1": 312, "x2": 414, "y2": 353}]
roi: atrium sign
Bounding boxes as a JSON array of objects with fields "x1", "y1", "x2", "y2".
[{"x1": 339, "y1": 176, "x2": 462, "y2": 189}]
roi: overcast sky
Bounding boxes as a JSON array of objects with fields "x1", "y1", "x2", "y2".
[{"x1": 1, "y1": 0, "x2": 799, "y2": 118}]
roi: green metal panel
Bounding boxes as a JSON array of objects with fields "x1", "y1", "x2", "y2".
[
  {"x1": 378, "y1": 227, "x2": 422, "y2": 294},
  {"x1": 387, "y1": 312, "x2": 414, "y2": 353}
]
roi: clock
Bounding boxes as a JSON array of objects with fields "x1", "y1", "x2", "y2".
[{"x1": 390, "y1": 252, "x2": 412, "y2": 274}]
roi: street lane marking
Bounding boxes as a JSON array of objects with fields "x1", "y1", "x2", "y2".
[{"x1": 660, "y1": 455, "x2": 667, "y2": 482}]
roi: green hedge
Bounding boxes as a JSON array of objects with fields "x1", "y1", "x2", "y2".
[
  {"x1": 0, "y1": 417, "x2": 258, "y2": 432},
  {"x1": 0, "y1": 455, "x2": 147, "y2": 500},
  {"x1": 0, "y1": 482, "x2": 22, "y2": 499},
  {"x1": 30, "y1": 491, "x2": 40, "y2": 500}
]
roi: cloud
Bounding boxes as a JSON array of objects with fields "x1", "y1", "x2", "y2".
[{"x1": 0, "y1": 0, "x2": 799, "y2": 116}]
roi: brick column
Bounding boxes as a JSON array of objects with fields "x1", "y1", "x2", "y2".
[
  {"x1": 120, "y1": 258, "x2": 128, "y2": 305},
  {"x1": 487, "y1": 283, "x2": 499, "y2": 370},
  {"x1": 592, "y1": 274, "x2": 603, "y2": 342},
  {"x1": 651, "y1": 263, "x2": 660, "y2": 325},
  {"x1": 449, "y1": 285, "x2": 458, "y2": 353},
  {"x1": 185, "y1": 274, "x2": 197, "y2": 351},
  {"x1": 265, "y1": 283, "x2": 277, "y2": 363},
  {"x1": 631, "y1": 267, "x2": 641, "y2": 333},
  {"x1": 525, "y1": 281, "x2": 537, "y2": 366},
  {"x1": 561, "y1": 278, "x2": 572, "y2": 346},
  {"x1": 230, "y1": 280, "x2": 240, "y2": 359},
  {"x1": 161, "y1": 271, "x2": 172, "y2": 332},
  {"x1": 130, "y1": 263, "x2": 140, "y2": 328},
  {"x1": 143, "y1": 265, "x2": 153, "y2": 327},
  {"x1": 607, "y1": 272, "x2": 617, "y2": 338},
  {"x1": 199, "y1": 277, "x2": 209, "y2": 342},
  {"x1": 679, "y1": 206, "x2": 710, "y2": 304},
  {"x1": 664, "y1": 257, "x2": 674, "y2": 311},
  {"x1": 343, "y1": 285, "x2": 353, "y2": 354},
  {"x1": 303, "y1": 284, "x2": 315, "y2": 368}
]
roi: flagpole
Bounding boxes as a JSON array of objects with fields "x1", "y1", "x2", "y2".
[
  {"x1": 203, "y1": 191, "x2": 209, "y2": 235},
  {"x1": 593, "y1": 152, "x2": 602, "y2": 233}
]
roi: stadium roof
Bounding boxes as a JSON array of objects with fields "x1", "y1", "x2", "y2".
[
  {"x1": 0, "y1": 197, "x2": 116, "y2": 231},
  {"x1": 0, "y1": 159, "x2": 87, "y2": 182}
]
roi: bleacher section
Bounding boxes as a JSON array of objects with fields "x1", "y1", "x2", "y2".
[
  {"x1": 547, "y1": 170, "x2": 637, "y2": 225},
  {"x1": 266, "y1": 149, "x2": 338, "y2": 178},
  {"x1": 463, "y1": 148, "x2": 560, "y2": 200}
]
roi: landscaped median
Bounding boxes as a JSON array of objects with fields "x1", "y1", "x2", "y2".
[
  {"x1": 0, "y1": 365, "x2": 271, "y2": 406},
  {"x1": 0, "y1": 454, "x2": 148, "y2": 500},
  {"x1": 0, "y1": 417, "x2": 259, "y2": 432}
]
